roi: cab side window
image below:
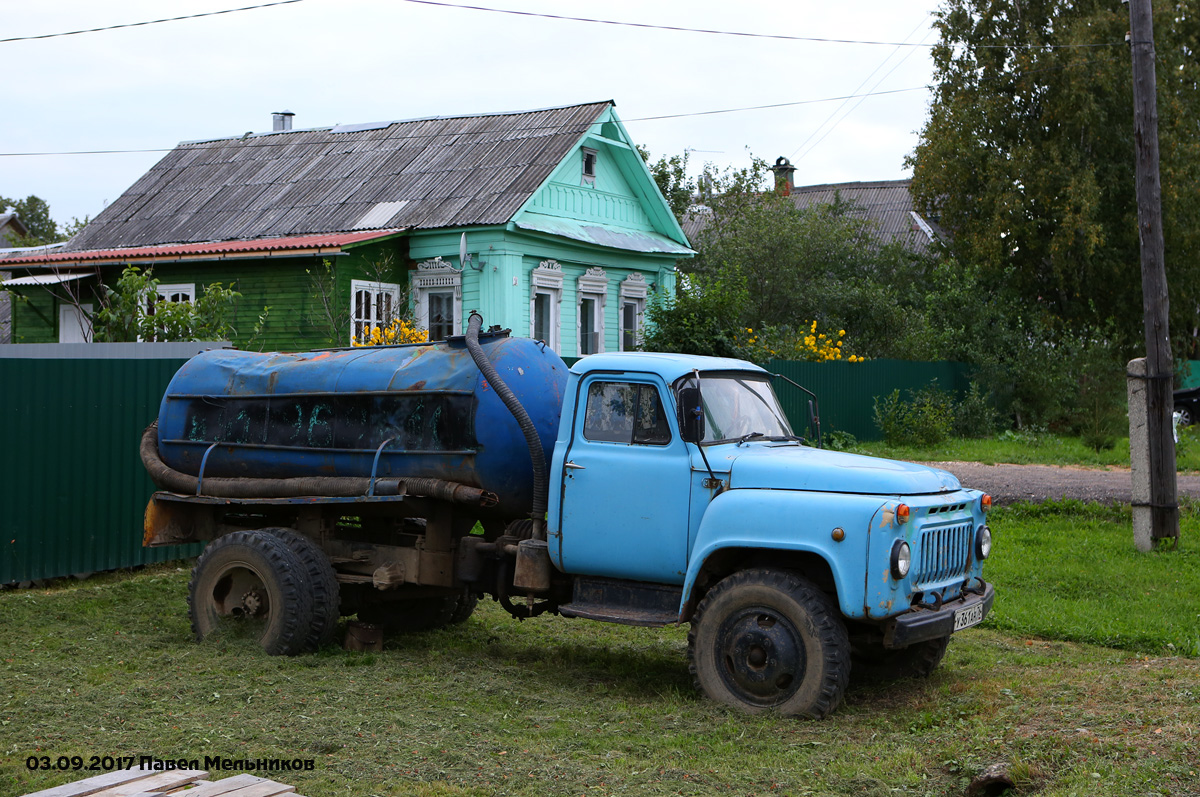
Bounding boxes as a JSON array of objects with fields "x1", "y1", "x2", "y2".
[{"x1": 583, "y1": 382, "x2": 671, "y2": 445}]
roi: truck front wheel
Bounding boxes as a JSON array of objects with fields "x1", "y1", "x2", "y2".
[
  {"x1": 688, "y1": 569, "x2": 850, "y2": 719},
  {"x1": 188, "y1": 530, "x2": 316, "y2": 655}
]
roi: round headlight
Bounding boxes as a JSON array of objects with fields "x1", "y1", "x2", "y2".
[
  {"x1": 976, "y1": 525, "x2": 992, "y2": 560},
  {"x1": 890, "y1": 540, "x2": 912, "y2": 579}
]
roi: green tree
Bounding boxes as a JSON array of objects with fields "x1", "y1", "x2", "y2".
[
  {"x1": 92, "y1": 266, "x2": 241, "y2": 342},
  {"x1": 674, "y1": 157, "x2": 936, "y2": 359},
  {"x1": 0, "y1": 194, "x2": 90, "y2": 246},
  {"x1": 908, "y1": 0, "x2": 1200, "y2": 356},
  {"x1": 638, "y1": 147, "x2": 697, "y2": 227},
  {"x1": 0, "y1": 195, "x2": 61, "y2": 246}
]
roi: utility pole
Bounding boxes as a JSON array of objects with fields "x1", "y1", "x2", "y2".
[{"x1": 1128, "y1": 0, "x2": 1179, "y2": 549}]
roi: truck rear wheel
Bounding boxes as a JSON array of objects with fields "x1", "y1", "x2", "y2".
[
  {"x1": 188, "y1": 530, "x2": 316, "y2": 655},
  {"x1": 263, "y1": 528, "x2": 340, "y2": 650},
  {"x1": 688, "y1": 569, "x2": 850, "y2": 719}
]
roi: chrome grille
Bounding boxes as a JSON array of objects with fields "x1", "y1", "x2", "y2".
[{"x1": 915, "y1": 522, "x2": 973, "y2": 584}]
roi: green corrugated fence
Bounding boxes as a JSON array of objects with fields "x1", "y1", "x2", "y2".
[
  {"x1": 0, "y1": 343, "x2": 227, "y2": 583},
  {"x1": 567, "y1": 354, "x2": 972, "y2": 441},
  {"x1": 766, "y1": 358, "x2": 972, "y2": 441}
]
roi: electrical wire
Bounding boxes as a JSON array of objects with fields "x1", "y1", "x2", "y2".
[
  {"x1": 0, "y1": 0, "x2": 1125, "y2": 50},
  {"x1": 0, "y1": 0, "x2": 306, "y2": 44},
  {"x1": 0, "y1": 53, "x2": 1127, "y2": 159},
  {"x1": 0, "y1": 86, "x2": 932, "y2": 158},
  {"x1": 790, "y1": 14, "x2": 932, "y2": 161}
]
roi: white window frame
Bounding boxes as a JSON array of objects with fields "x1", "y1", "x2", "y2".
[
  {"x1": 529, "y1": 259, "x2": 563, "y2": 351},
  {"x1": 350, "y1": 278, "x2": 403, "y2": 344},
  {"x1": 411, "y1": 257, "x2": 462, "y2": 341},
  {"x1": 576, "y1": 267, "x2": 608, "y2": 357},
  {"x1": 143, "y1": 282, "x2": 195, "y2": 342},
  {"x1": 156, "y1": 283, "x2": 195, "y2": 304},
  {"x1": 618, "y1": 272, "x2": 648, "y2": 352}
]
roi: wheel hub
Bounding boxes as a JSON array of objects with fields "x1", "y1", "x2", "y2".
[
  {"x1": 717, "y1": 609, "x2": 806, "y2": 706},
  {"x1": 237, "y1": 588, "x2": 266, "y2": 617}
]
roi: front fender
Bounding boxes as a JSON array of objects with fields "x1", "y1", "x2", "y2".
[{"x1": 682, "y1": 488, "x2": 888, "y2": 620}]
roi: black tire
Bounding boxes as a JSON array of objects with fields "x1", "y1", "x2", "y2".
[
  {"x1": 447, "y1": 591, "x2": 479, "y2": 625},
  {"x1": 263, "y1": 528, "x2": 340, "y2": 650},
  {"x1": 688, "y1": 568, "x2": 850, "y2": 719},
  {"x1": 1177, "y1": 405, "x2": 1194, "y2": 427},
  {"x1": 851, "y1": 635, "x2": 949, "y2": 682},
  {"x1": 188, "y1": 530, "x2": 316, "y2": 656}
]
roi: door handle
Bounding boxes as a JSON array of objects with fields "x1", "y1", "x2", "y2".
[{"x1": 564, "y1": 461, "x2": 586, "y2": 470}]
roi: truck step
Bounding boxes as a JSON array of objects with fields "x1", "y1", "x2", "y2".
[{"x1": 559, "y1": 577, "x2": 683, "y2": 627}]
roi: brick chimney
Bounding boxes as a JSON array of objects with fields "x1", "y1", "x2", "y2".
[
  {"x1": 272, "y1": 111, "x2": 295, "y2": 131},
  {"x1": 770, "y1": 156, "x2": 795, "y2": 196}
]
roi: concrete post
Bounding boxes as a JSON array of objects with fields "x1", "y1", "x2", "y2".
[{"x1": 1127, "y1": 357, "x2": 1153, "y2": 551}]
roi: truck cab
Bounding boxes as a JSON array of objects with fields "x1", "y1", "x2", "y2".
[{"x1": 546, "y1": 353, "x2": 993, "y2": 717}]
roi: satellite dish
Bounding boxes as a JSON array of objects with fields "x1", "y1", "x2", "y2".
[{"x1": 459, "y1": 233, "x2": 469, "y2": 270}]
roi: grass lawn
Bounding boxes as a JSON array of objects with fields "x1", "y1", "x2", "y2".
[
  {"x1": 849, "y1": 425, "x2": 1200, "y2": 472},
  {"x1": 3, "y1": 502, "x2": 1199, "y2": 797}
]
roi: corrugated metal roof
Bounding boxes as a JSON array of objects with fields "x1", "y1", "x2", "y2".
[
  {"x1": 681, "y1": 179, "x2": 946, "y2": 256},
  {"x1": 63, "y1": 101, "x2": 613, "y2": 254},
  {"x1": 0, "y1": 230, "x2": 405, "y2": 267},
  {"x1": 787, "y1": 179, "x2": 944, "y2": 254}
]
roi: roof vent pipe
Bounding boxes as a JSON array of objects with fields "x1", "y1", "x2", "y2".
[{"x1": 272, "y1": 111, "x2": 294, "y2": 131}]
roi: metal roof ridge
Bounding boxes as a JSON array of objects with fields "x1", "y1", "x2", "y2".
[
  {"x1": 792, "y1": 178, "x2": 913, "y2": 192},
  {"x1": 177, "y1": 100, "x2": 615, "y2": 146}
]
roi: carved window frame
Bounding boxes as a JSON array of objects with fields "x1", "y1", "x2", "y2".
[
  {"x1": 411, "y1": 257, "x2": 462, "y2": 341},
  {"x1": 618, "y1": 272, "x2": 648, "y2": 352},
  {"x1": 529, "y1": 259, "x2": 563, "y2": 351},
  {"x1": 576, "y1": 266, "x2": 608, "y2": 357}
]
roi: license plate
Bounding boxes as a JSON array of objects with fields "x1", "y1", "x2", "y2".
[{"x1": 953, "y1": 603, "x2": 984, "y2": 631}]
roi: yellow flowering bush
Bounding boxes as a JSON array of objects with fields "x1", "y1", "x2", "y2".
[
  {"x1": 352, "y1": 318, "x2": 428, "y2": 346},
  {"x1": 734, "y1": 321, "x2": 865, "y2": 363}
]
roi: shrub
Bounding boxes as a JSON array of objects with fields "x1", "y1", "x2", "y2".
[
  {"x1": 952, "y1": 382, "x2": 999, "y2": 438},
  {"x1": 873, "y1": 382, "x2": 956, "y2": 446},
  {"x1": 822, "y1": 429, "x2": 858, "y2": 452}
]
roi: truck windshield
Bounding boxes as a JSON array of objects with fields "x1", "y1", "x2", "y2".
[{"x1": 695, "y1": 374, "x2": 794, "y2": 443}]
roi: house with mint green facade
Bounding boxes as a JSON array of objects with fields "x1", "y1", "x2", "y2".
[{"x1": 0, "y1": 101, "x2": 692, "y2": 353}]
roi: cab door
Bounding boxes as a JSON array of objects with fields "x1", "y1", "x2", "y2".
[{"x1": 554, "y1": 375, "x2": 692, "y2": 584}]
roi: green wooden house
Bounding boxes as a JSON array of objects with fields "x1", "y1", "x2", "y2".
[{"x1": 0, "y1": 101, "x2": 692, "y2": 353}]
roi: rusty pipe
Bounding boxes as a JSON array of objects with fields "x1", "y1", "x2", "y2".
[{"x1": 139, "y1": 422, "x2": 498, "y2": 506}]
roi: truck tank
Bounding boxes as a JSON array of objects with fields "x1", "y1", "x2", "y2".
[{"x1": 154, "y1": 330, "x2": 568, "y2": 518}]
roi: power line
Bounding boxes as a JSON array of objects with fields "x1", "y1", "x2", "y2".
[
  {"x1": 0, "y1": 0, "x2": 306, "y2": 44},
  {"x1": 790, "y1": 14, "x2": 932, "y2": 161},
  {"x1": 0, "y1": 52, "x2": 1128, "y2": 159},
  {"x1": 399, "y1": 0, "x2": 1122, "y2": 49},
  {"x1": 1, "y1": 0, "x2": 1125, "y2": 50},
  {"x1": 0, "y1": 86, "x2": 933, "y2": 158}
]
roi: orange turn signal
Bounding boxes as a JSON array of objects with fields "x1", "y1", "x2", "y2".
[
  {"x1": 896, "y1": 503, "x2": 910, "y2": 524},
  {"x1": 981, "y1": 494, "x2": 992, "y2": 513}
]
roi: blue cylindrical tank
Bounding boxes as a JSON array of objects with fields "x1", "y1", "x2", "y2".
[{"x1": 155, "y1": 331, "x2": 568, "y2": 517}]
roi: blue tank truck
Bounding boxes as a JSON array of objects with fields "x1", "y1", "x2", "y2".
[{"x1": 141, "y1": 312, "x2": 993, "y2": 718}]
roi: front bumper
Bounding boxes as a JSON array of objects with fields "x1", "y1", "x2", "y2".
[{"x1": 882, "y1": 581, "x2": 994, "y2": 649}]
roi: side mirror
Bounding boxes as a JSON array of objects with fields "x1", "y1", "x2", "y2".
[{"x1": 677, "y1": 385, "x2": 705, "y2": 443}]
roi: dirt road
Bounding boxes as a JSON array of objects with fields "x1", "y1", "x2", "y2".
[{"x1": 923, "y1": 461, "x2": 1200, "y2": 505}]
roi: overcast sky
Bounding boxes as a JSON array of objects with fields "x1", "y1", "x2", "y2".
[{"x1": 2, "y1": 0, "x2": 941, "y2": 227}]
